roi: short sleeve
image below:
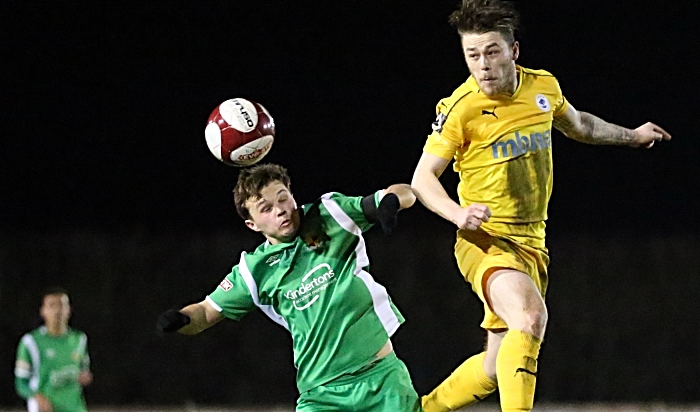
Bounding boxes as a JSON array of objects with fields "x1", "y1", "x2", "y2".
[
  {"x1": 207, "y1": 266, "x2": 257, "y2": 321},
  {"x1": 423, "y1": 101, "x2": 467, "y2": 160},
  {"x1": 15, "y1": 337, "x2": 32, "y2": 378},
  {"x1": 323, "y1": 192, "x2": 377, "y2": 233},
  {"x1": 79, "y1": 333, "x2": 91, "y2": 370},
  {"x1": 552, "y1": 78, "x2": 569, "y2": 117}
]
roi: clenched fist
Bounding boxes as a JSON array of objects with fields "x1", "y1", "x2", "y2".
[{"x1": 452, "y1": 203, "x2": 491, "y2": 230}]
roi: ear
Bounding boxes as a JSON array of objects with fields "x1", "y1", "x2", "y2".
[
  {"x1": 245, "y1": 219, "x2": 261, "y2": 233},
  {"x1": 512, "y1": 41, "x2": 520, "y2": 61}
]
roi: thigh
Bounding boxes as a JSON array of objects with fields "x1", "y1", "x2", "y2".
[
  {"x1": 296, "y1": 386, "x2": 344, "y2": 412},
  {"x1": 297, "y1": 356, "x2": 422, "y2": 412},
  {"x1": 374, "y1": 357, "x2": 422, "y2": 412},
  {"x1": 486, "y1": 269, "x2": 547, "y2": 331},
  {"x1": 356, "y1": 356, "x2": 421, "y2": 412},
  {"x1": 457, "y1": 234, "x2": 532, "y2": 330}
]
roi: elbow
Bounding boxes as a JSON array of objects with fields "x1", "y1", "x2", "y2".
[
  {"x1": 384, "y1": 184, "x2": 416, "y2": 210},
  {"x1": 410, "y1": 172, "x2": 423, "y2": 192},
  {"x1": 411, "y1": 172, "x2": 429, "y2": 197}
]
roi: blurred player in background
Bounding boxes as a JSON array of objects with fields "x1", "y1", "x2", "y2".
[
  {"x1": 411, "y1": 1, "x2": 671, "y2": 411},
  {"x1": 157, "y1": 163, "x2": 422, "y2": 411},
  {"x1": 15, "y1": 287, "x2": 93, "y2": 412}
]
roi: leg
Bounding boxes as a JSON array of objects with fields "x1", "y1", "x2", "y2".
[
  {"x1": 486, "y1": 269, "x2": 547, "y2": 412},
  {"x1": 298, "y1": 354, "x2": 421, "y2": 412},
  {"x1": 482, "y1": 329, "x2": 505, "y2": 381},
  {"x1": 487, "y1": 269, "x2": 547, "y2": 339},
  {"x1": 422, "y1": 330, "x2": 502, "y2": 412}
]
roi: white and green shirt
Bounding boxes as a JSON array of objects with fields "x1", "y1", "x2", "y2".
[
  {"x1": 208, "y1": 192, "x2": 404, "y2": 392},
  {"x1": 15, "y1": 326, "x2": 90, "y2": 412}
]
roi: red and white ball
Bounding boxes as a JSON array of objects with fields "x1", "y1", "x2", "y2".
[{"x1": 204, "y1": 98, "x2": 275, "y2": 167}]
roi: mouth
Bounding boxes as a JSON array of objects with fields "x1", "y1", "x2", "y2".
[{"x1": 279, "y1": 219, "x2": 291, "y2": 229}]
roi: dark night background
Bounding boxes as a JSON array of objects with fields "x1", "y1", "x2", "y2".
[{"x1": 2, "y1": 0, "x2": 699, "y2": 408}]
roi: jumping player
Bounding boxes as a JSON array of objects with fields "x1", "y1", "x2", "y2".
[
  {"x1": 157, "y1": 163, "x2": 422, "y2": 411},
  {"x1": 411, "y1": 1, "x2": 671, "y2": 411}
]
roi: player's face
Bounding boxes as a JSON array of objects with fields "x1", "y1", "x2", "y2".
[
  {"x1": 40, "y1": 294, "x2": 71, "y2": 329},
  {"x1": 245, "y1": 181, "x2": 300, "y2": 244},
  {"x1": 460, "y1": 31, "x2": 519, "y2": 98}
]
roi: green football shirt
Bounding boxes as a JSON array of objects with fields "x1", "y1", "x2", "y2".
[
  {"x1": 15, "y1": 326, "x2": 90, "y2": 412},
  {"x1": 208, "y1": 191, "x2": 405, "y2": 392}
]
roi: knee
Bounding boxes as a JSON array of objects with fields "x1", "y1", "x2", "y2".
[
  {"x1": 523, "y1": 305, "x2": 549, "y2": 339},
  {"x1": 516, "y1": 307, "x2": 548, "y2": 338}
]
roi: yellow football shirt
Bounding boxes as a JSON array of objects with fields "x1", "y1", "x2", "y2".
[{"x1": 424, "y1": 65, "x2": 569, "y2": 248}]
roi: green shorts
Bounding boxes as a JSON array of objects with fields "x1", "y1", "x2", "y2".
[{"x1": 296, "y1": 352, "x2": 422, "y2": 412}]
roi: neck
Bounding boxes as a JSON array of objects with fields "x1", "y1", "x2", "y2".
[
  {"x1": 499, "y1": 66, "x2": 520, "y2": 98},
  {"x1": 266, "y1": 234, "x2": 293, "y2": 245},
  {"x1": 510, "y1": 66, "x2": 520, "y2": 94},
  {"x1": 46, "y1": 323, "x2": 67, "y2": 336}
]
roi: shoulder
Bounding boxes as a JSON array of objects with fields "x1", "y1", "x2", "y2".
[
  {"x1": 69, "y1": 328, "x2": 87, "y2": 339},
  {"x1": 18, "y1": 331, "x2": 33, "y2": 344},
  {"x1": 26, "y1": 327, "x2": 44, "y2": 340},
  {"x1": 520, "y1": 66, "x2": 562, "y2": 88},
  {"x1": 18, "y1": 329, "x2": 41, "y2": 350},
  {"x1": 319, "y1": 192, "x2": 348, "y2": 202},
  {"x1": 521, "y1": 66, "x2": 556, "y2": 78},
  {"x1": 436, "y1": 79, "x2": 478, "y2": 115}
]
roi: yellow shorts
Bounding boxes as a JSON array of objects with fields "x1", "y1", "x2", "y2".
[{"x1": 455, "y1": 228, "x2": 550, "y2": 330}]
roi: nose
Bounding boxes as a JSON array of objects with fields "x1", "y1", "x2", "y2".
[
  {"x1": 478, "y1": 54, "x2": 490, "y2": 71},
  {"x1": 276, "y1": 206, "x2": 286, "y2": 217}
]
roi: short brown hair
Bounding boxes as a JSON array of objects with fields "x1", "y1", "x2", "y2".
[
  {"x1": 43, "y1": 286, "x2": 69, "y2": 300},
  {"x1": 233, "y1": 163, "x2": 291, "y2": 220},
  {"x1": 449, "y1": 0, "x2": 520, "y2": 45}
]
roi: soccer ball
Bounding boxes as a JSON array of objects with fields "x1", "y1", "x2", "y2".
[{"x1": 204, "y1": 98, "x2": 275, "y2": 167}]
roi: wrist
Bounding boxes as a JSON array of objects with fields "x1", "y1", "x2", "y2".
[
  {"x1": 627, "y1": 128, "x2": 641, "y2": 146},
  {"x1": 446, "y1": 203, "x2": 464, "y2": 225}
]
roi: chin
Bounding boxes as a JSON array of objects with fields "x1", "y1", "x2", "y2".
[{"x1": 281, "y1": 226, "x2": 300, "y2": 239}]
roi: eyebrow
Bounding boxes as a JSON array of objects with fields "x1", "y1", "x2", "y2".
[
  {"x1": 466, "y1": 42, "x2": 500, "y2": 51},
  {"x1": 254, "y1": 189, "x2": 287, "y2": 208}
]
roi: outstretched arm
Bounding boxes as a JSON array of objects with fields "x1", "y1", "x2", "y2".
[
  {"x1": 553, "y1": 103, "x2": 671, "y2": 148},
  {"x1": 157, "y1": 299, "x2": 223, "y2": 335}
]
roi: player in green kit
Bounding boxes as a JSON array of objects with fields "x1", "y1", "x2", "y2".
[
  {"x1": 15, "y1": 287, "x2": 93, "y2": 412},
  {"x1": 157, "y1": 163, "x2": 422, "y2": 412}
]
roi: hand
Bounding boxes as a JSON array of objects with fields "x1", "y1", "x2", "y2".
[
  {"x1": 156, "y1": 309, "x2": 191, "y2": 334},
  {"x1": 34, "y1": 393, "x2": 53, "y2": 412},
  {"x1": 77, "y1": 370, "x2": 93, "y2": 386},
  {"x1": 377, "y1": 193, "x2": 401, "y2": 234},
  {"x1": 452, "y1": 203, "x2": 491, "y2": 230},
  {"x1": 633, "y1": 122, "x2": 671, "y2": 148}
]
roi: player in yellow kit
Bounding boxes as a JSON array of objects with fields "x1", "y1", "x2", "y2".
[{"x1": 411, "y1": 1, "x2": 671, "y2": 411}]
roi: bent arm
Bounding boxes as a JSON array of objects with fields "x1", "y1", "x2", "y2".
[
  {"x1": 177, "y1": 300, "x2": 224, "y2": 335},
  {"x1": 411, "y1": 152, "x2": 463, "y2": 225},
  {"x1": 14, "y1": 375, "x2": 34, "y2": 400},
  {"x1": 383, "y1": 183, "x2": 416, "y2": 210}
]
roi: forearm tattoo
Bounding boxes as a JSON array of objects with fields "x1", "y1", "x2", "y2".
[{"x1": 553, "y1": 111, "x2": 637, "y2": 145}]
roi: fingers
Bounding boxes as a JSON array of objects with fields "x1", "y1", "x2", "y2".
[
  {"x1": 465, "y1": 216, "x2": 484, "y2": 230},
  {"x1": 652, "y1": 124, "x2": 672, "y2": 140},
  {"x1": 157, "y1": 309, "x2": 190, "y2": 333},
  {"x1": 457, "y1": 204, "x2": 492, "y2": 230},
  {"x1": 468, "y1": 204, "x2": 491, "y2": 222}
]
